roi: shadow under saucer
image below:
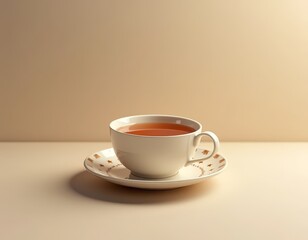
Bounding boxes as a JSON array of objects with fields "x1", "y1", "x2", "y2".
[{"x1": 69, "y1": 171, "x2": 218, "y2": 204}]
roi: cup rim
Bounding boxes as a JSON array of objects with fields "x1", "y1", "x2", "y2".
[{"x1": 109, "y1": 114, "x2": 202, "y2": 138}]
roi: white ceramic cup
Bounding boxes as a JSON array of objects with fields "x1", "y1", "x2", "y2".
[{"x1": 110, "y1": 115, "x2": 220, "y2": 179}]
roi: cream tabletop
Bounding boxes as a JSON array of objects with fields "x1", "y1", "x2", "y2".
[{"x1": 1, "y1": 142, "x2": 307, "y2": 240}]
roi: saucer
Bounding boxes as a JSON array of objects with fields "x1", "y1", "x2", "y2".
[{"x1": 84, "y1": 147, "x2": 227, "y2": 190}]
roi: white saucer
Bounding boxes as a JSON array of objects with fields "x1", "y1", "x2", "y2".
[{"x1": 84, "y1": 147, "x2": 227, "y2": 190}]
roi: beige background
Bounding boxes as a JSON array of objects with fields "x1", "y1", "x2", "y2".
[{"x1": 1, "y1": 0, "x2": 308, "y2": 141}]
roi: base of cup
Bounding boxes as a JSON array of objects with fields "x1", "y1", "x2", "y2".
[{"x1": 130, "y1": 171, "x2": 179, "y2": 180}]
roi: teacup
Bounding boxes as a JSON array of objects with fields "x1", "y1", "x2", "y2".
[{"x1": 110, "y1": 114, "x2": 220, "y2": 179}]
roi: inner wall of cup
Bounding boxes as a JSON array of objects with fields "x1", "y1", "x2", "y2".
[{"x1": 110, "y1": 115, "x2": 201, "y2": 132}]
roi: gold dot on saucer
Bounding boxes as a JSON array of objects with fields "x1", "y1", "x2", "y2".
[
  {"x1": 219, "y1": 159, "x2": 225, "y2": 163},
  {"x1": 94, "y1": 154, "x2": 100, "y2": 159},
  {"x1": 199, "y1": 161, "x2": 203, "y2": 164},
  {"x1": 107, "y1": 160, "x2": 113, "y2": 163},
  {"x1": 214, "y1": 154, "x2": 219, "y2": 159},
  {"x1": 207, "y1": 164, "x2": 212, "y2": 167},
  {"x1": 99, "y1": 164, "x2": 104, "y2": 167},
  {"x1": 202, "y1": 150, "x2": 209, "y2": 155}
]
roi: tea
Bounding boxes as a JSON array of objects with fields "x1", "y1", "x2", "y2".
[{"x1": 118, "y1": 122, "x2": 195, "y2": 136}]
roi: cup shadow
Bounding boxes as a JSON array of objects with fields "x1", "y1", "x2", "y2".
[{"x1": 69, "y1": 171, "x2": 218, "y2": 204}]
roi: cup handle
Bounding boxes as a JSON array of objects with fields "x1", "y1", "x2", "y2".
[{"x1": 187, "y1": 131, "x2": 220, "y2": 165}]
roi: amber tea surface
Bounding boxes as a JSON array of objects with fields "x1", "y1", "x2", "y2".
[{"x1": 118, "y1": 122, "x2": 195, "y2": 136}]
